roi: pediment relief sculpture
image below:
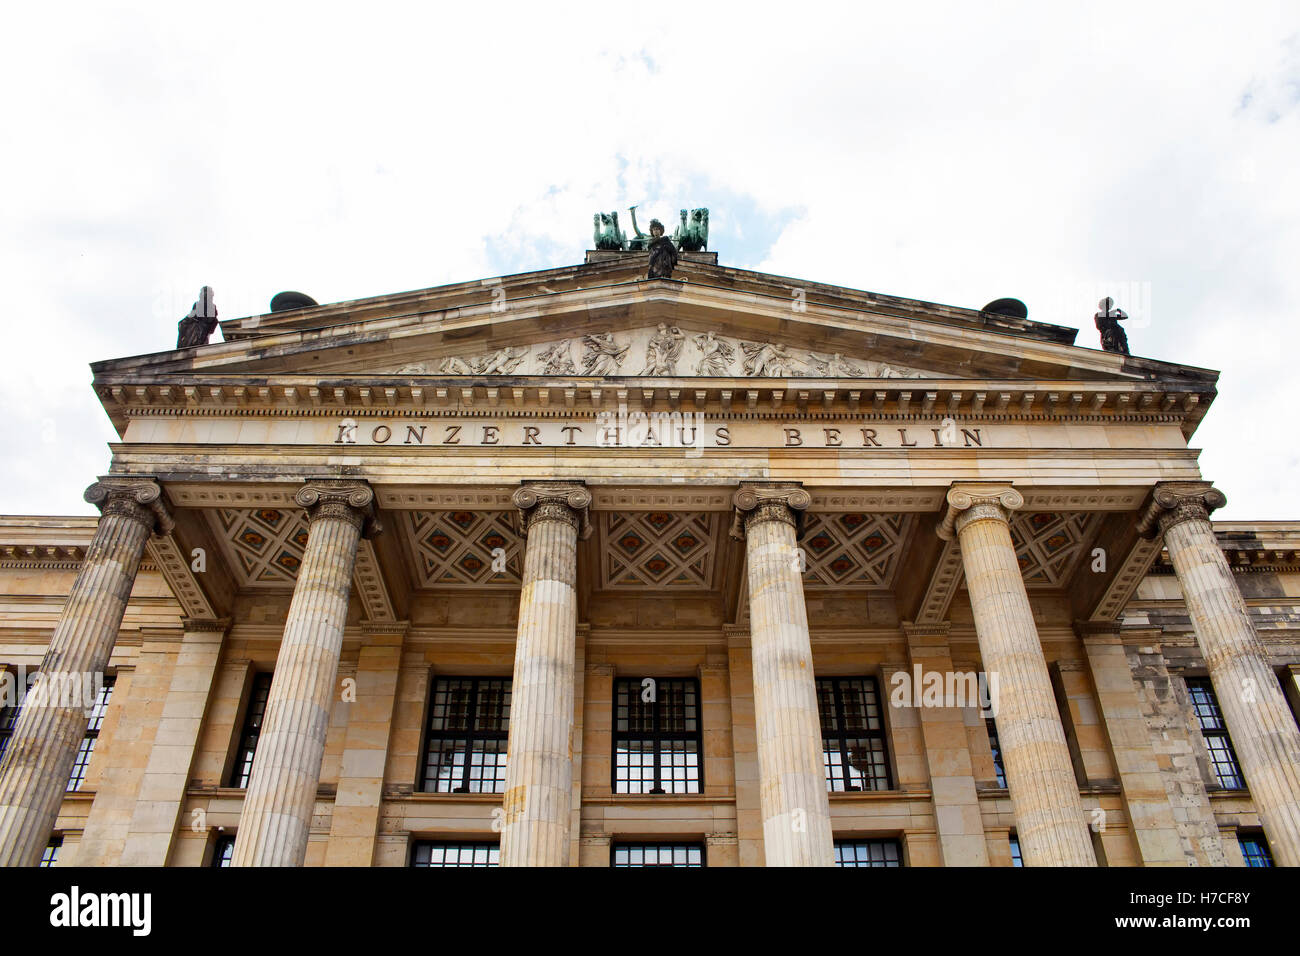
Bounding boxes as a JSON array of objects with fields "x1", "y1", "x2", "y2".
[{"x1": 381, "y1": 327, "x2": 936, "y2": 379}]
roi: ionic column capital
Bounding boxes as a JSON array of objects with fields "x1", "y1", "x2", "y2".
[
  {"x1": 84, "y1": 477, "x2": 174, "y2": 536},
  {"x1": 937, "y1": 484, "x2": 1023, "y2": 540},
  {"x1": 512, "y1": 481, "x2": 592, "y2": 539},
  {"x1": 295, "y1": 480, "x2": 379, "y2": 536},
  {"x1": 1136, "y1": 481, "x2": 1227, "y2": 539},
  {"x1": 729, "y1": 482, "x2": 811, "y2": 539}
]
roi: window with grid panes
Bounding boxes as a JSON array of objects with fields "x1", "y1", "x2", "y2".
[
  {"x1": 986, "y1": 716, "x2": 1007, "y2": 787},
  {"x1": 211, "y1": 835, "x2": 236, "y2": 867},
  {"x1": 817, "y1": 677, "x2": 892, "y2": 791},
  {"x1": 228, "y1": 672, "x2": 272, "y2": 788},
  {"x1": 1009, "y1": 834, "x2": 1023, "y2": 866},
  {"x1": 0, "y1": 673, "x2": 23, "y2": 765},
  {"x1": 66, "y1": 677, "x2": 114, "y2": 791},
  {"x1": 613, "y1": 678, "x2": 702, "y2": 794},
  {"x1": 1238, "y1": 832, "x2": 1273, "y2": 867},
  {"x1": 1185, "y1": 678, "x2": 1245, "y2": 789},
  {"x1": 410, "y1": 841, "x2": 499, "y2": 867},
  {"x1": 40, "y1": 836, "x2": 62, "y2": 867},
  {"x1": 834, "y1": 839, "x2": 902, "y2": 867},
  {"x1": 420, "y1": 677, "x2": 511, "y2": 793},
  {"x1": 611, "y1": 843, "x2": 704, "y2": 867}
]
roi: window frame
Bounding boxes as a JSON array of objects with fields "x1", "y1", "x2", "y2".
[
  {"x1": 1185, "y1": 677, "x2": 1246, "y2": 790},
  {"x1": 833, "y1": 838, "x2": 904, "y2": 867},
  {"x1": 409, "y1": 840, "x2": 500, "y2": 867},
  {"x1": 986, "y1": 716, "x2": 1007, "y2": 788},
  {"x1": 0, "y1": 666, "x2": 25, "y2": 766},
  {"x1": 210, "y1": 833, "x2": 236, "y2": 868},
  {"x1": 418, "y1": 676, "x2": 512, "y2": 794},
  {"x1": 817, "y1": 676, "x2": 893, "y2": 792},
  {"x1": 39, "y1": 835, "x2": 63, "y2": 868},
  {"x1": 66, "y1": 676, "x2": 115, "y2": 792},
  {"x1": 610, "y1": 842, "x2": 706, "y2": 867},
  {"x1": 228, "y1": 671, "x2": 274, "y2": 789},
  {"x1": 1238, "y1": 831, "x2": 1273, "y2": 867},
  {"x1": 611, "y1": 676, "x2": 704, "y2": 795}
]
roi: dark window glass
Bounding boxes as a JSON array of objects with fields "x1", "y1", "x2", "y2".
[
  {"x1": 1238, "y1": 833, "x2": 1273, "y2": 867},
  {"x1": 40, "y1": 836, "x2": 62, "y2": 867},
  {"x1": 1186, "y1": 678, "x2": 1246, "y2": 789},
  {"x1": 987, "y1": 717, "x2": 1007, "y2": 787},
  {"x1": 229, "y1": 673, "x2": 273, "y2": 788},
  {"x1": 421, "y1": 677, "x2": 511, "y2": 793},
  {"x1": 613, "y1": 678, "x2": 702, "y2": 794},
  {"x1": 66, "y1": 678, "x2": 115, "y2": 792},
  {"x1": 834, "y1": 839, "x2": 902, "y2": 867},
  {"x1": 211, "y1": 835, "x2": 236, "y2": 868},
  {"x1": 1009, "y1": 834, "x2": 1023, "y2": 867},
  {"x1": 611, "y1": 843, "x2": 704, "y2": 867},
  {"x1": 0, "y1": 674, "x2": 24, "y2": 765},
  {"x1": 410, "y1": 841, "x2": 499, "y2": 867},
  {"x1": 817, "y1": 677, "x2": 892, "y2": 792}
]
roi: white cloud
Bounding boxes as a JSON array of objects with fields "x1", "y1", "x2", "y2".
[{"x1": 1, "y1": 1, "x2": 1297, "y2": 517}]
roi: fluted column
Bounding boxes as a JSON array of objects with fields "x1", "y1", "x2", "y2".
[
  {"x1": 231, "y1": 480, "x2": 376, "y2": 867},
  {"x1": 499, "y1": 482, "x2": 589, "y2": 867},
  {"x1": 939, "y1": 485, "x2": 1096, "y2": 866},
  {"x1": 731, "y1": 483, "x2": 834, "y2": 867},
  {"x1": 0, "y1": 477, "x2": 172, "y2": 867},
  {"x1": 1139, "y1": 482, "x2": 1300, "y2": 867}
]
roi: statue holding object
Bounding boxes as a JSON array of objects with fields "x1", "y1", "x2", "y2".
[
  {"x1": 176, "y1": 286, "x2": 219, "y2": 348},
  {"x1": 646, "y1": 219, "x2": 678, "y2": 279},
  {"x1": 1094, "y1": 297, "x2": 1130, "y2": 355}
]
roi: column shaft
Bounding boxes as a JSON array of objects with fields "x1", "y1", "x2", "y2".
[
  {"x1": 499, "y1": 483, "x2": 588, "y2": 867},
  {"x1": 943, "y1": 486, "x2": 1096, "y2": 866},
  {"x1": 0, "y1": 478, "x2": 167, "y2": 867},
  {"x1": 1149, "y1": 486, "x2": 1300, "y2": 867},
  {"x1": 733, "y1": 485, "x2": 834, "y2": 867},
  {"x1": 232, "y1": 482, "x2": 372, "y2": 866}
]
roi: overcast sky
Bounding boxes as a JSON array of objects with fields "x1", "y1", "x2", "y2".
[{"x1": 1, "y1": 2, "x2": 1296, "y2": 519}]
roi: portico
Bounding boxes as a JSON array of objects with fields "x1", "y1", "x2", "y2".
[{"x1": 1, "y1": 250, "x2": 1297, "y2": 867}]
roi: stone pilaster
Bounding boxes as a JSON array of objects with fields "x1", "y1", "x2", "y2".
[
  {"x1": 1078, "y1": 628, "x2": 1188, "y2": 866},
  {"x1": 499, "y1": 482, "x2": 590, "y2": 867},
  {"x1": 731, "y1": 483, "x2": 834, "y2": 867},
  {"x1": 939, "y1": 484, "x2": 1096, "y2": 866},
  {"x1": 902, "y1": 623, "x2": 990, "y2": 866},
  {"x1": 1139, "y1": 481, "x2": 1300, "y2": 867},
  {"x1": 324, "y1": 622, "x2": 405, "y2": 867},
  {"x1": 0, "y1": 477, "x2": 171, "y2": 867},
  {"x1": 119, "y1": 618, "x2": 229, "y2": 866},
  {"x1": 231, "y1": 480, "x2": 376, "y2": 867}
]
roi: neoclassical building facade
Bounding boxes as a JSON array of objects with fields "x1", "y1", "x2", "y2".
[{"x1": 1, "y1": 249, "x2": 1298, "y2": 867}]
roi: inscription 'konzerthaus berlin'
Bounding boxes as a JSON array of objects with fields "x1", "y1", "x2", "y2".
[{"x1": 1, "y1": 238, "x2": 1298, "y2": 869}]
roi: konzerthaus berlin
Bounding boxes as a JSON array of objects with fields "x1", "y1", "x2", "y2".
[{"x1": 1, "y1": 238, "x2": 1298, "y2": 868}]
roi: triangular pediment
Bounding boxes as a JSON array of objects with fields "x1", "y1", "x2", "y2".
[{"x1": 91, "y1": 256, "x2": 1218, "y2": 391}]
